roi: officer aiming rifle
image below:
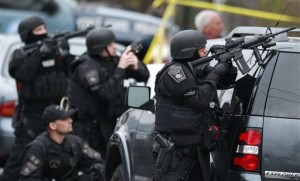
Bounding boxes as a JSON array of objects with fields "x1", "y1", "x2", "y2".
[
  {"x1": 188, "y1": 26, "x2": 296, "y2": 74},
  {"x1": 23, "y1": 26, "x2": 95, "y2": 57}
]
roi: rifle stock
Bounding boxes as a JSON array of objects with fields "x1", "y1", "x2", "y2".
[{"x1": 188, "y1": 56, "x2": 215, "y2": 75}]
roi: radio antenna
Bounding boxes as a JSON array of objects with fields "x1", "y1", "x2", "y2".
[{"x1": 275, "y1": 1, "x2": 290, "y2": 27}]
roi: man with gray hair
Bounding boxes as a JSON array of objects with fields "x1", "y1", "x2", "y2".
[{"x1": 194, "y1": 10, "x2": 224, "y2": 39}]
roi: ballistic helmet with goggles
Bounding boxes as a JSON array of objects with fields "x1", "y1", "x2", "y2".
[
  {"x1": 170, "y1": 30, "x2": 207, "y2": 60},
  {"x1": 86, "y1": 28, "x2": 116, "y2": 55}
]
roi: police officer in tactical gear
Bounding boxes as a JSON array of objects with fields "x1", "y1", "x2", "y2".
[
  {"x1": 20, "y1": 105, "x2": 104, "y2": 181},
  {"x1": 68, "y1": 28, "x2": 150, "y2": 157},
  {"x1": 153, "y1": 30, "x2": 237, "y2": 181},
  {"x1": 1, "y1": 16, "x2": 74, "y2": 181}
]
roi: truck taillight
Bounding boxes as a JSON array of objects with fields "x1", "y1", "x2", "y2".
[
  {"x1": 0, "y1": 101, "x2": 16, "y2": 117},
  {"x1": 239, "y1": 130, "x2": 261, "y2": 145},
  {"x1": 233, "y1": 154, "x2": 259, "y2": 171},
  {"x1": 231, "y1": 129, "x2": 262, "y2": 172}
]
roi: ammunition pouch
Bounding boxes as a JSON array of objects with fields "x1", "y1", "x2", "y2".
[
  {"x1": 155, "y1": 103, "x2": 204, "y2": 145},
  {"x1": 171, "y1": 107, "x2": 203, "y2": 133},
  {"x1": 156, "y1": 104, "x2": 203, "y2": 133},
  {"x1": 20, "y1": 70, "x2": 67, "y2": 100}
]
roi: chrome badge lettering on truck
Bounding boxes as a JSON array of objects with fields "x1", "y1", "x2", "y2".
[{"x1": 265, "y1": 171, "x2": 300, "y2": 180}]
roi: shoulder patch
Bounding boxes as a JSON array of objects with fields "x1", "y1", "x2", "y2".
[
  {"x1": 85, "y1": 70, "x2": 99, "y2": 86},
  {"x1": 20, "y1": 161, "x2": 39, "y2": 176},
  {"x1": 29, "y1": 154, "x2": 41, "y2": 165},
  {"x1": 168, "y1": 65, "x2": 186, "y2": 83}
]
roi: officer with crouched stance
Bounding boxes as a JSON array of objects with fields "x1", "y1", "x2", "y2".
[
  {"x1": 20, "y1": 105, "x2": 104, "y2": 181},
  {"x1": 153, "y1": 30, "x2": 237, "y2": 181}
]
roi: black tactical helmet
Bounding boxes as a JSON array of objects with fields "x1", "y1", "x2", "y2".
[
  {"x1": 170, "y1": 30, "x2": 207, "y2": 60},
  {"x1": 18, "y1": 16, "x2": 45, "y2": 42},
  {"x1": 86, "y1": 28, "x2": 116, "y2": 55}
]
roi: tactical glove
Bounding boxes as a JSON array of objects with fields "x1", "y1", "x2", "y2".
[
  {"x1": 194, "y1": 62, "x2": 212, "y2": 78},
  {"x1": 40, "y1": 38, "x2": 55, "y2": 56},
  {"x1": 56, "y1": 38, "x2": 70, "y2": 57}
]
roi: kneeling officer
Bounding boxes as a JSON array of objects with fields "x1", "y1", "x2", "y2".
[{"x1": 20, "y1": 105, "x2": 104, "y2": 181}]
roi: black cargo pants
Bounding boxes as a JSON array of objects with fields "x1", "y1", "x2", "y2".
[{"x1": 153, "y1": 144, "x2": 210, "y2": 181}]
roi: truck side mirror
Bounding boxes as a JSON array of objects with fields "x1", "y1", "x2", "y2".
[{"x1": 126, "y1": 86, "x2": 151, "y2": 108}]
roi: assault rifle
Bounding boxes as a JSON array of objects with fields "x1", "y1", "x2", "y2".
[
  {"x1": 22, "y1": 26, "x2": 95, "y2": 53},
  {"x1": 188, "y1": 26, "x2": 296, "y2": 75}
]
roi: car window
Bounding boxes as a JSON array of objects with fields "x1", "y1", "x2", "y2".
[
  {"x1": 218, "y1": 49, "x2": 270, "y2": 114},
  {"x1": 265, "y1": 52, "x2": 300, "y2": 118},
  {"x1": 250, "y1": 51, "x2": 278, "y2": 115},
  {"x1": 218, "y1": 50, "x2": 258, "y2": 114}
]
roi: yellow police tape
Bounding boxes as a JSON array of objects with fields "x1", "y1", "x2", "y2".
[
  {"x1": 152, "y1": 0, "x2": 165, "y2": 8},
  {"x1": 177, "y1": 0, "x2": 297, "y2": 23},
  {"x1": 144, "y1": 0, "x2": 177, "y2": 64},
  {"x1": 144, "y1": 0, "x2": 299, "y2": 64}
]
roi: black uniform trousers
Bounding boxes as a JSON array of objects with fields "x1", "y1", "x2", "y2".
[
  {"x1": 154, "y1": 145, "x2": 210, "y2": 181},
  {"x1": 73, "y1": 112, "x2": 116, "y2": 159}
]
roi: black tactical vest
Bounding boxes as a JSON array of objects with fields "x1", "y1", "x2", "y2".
[
  {"x1": 18, "y1": 49, "x2": 68, "y2": 107},
  {"x1": 154, "y1": 62, "x2": 210, "y2": 146},
  {"x1": 34, "y1": 133, "x2": 81, "y2": 180},
  {"x1": 68, "y1": 55, "x2": 121, "y2": 120}
]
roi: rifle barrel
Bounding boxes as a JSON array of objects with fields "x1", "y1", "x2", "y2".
[
  {"x1": 266, "y1": 26, "x2": 296, "y2": 37},
  {"x1": 242, "y1": 26, "x2": 296, "y2": 48},
  {"x1": 66, "y1": 26, "x2": 94, "y2": 39}
]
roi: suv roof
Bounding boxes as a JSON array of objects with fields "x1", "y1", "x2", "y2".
[{"x1": 227, "y1": 26, "x2": 300, "y2": 38}]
